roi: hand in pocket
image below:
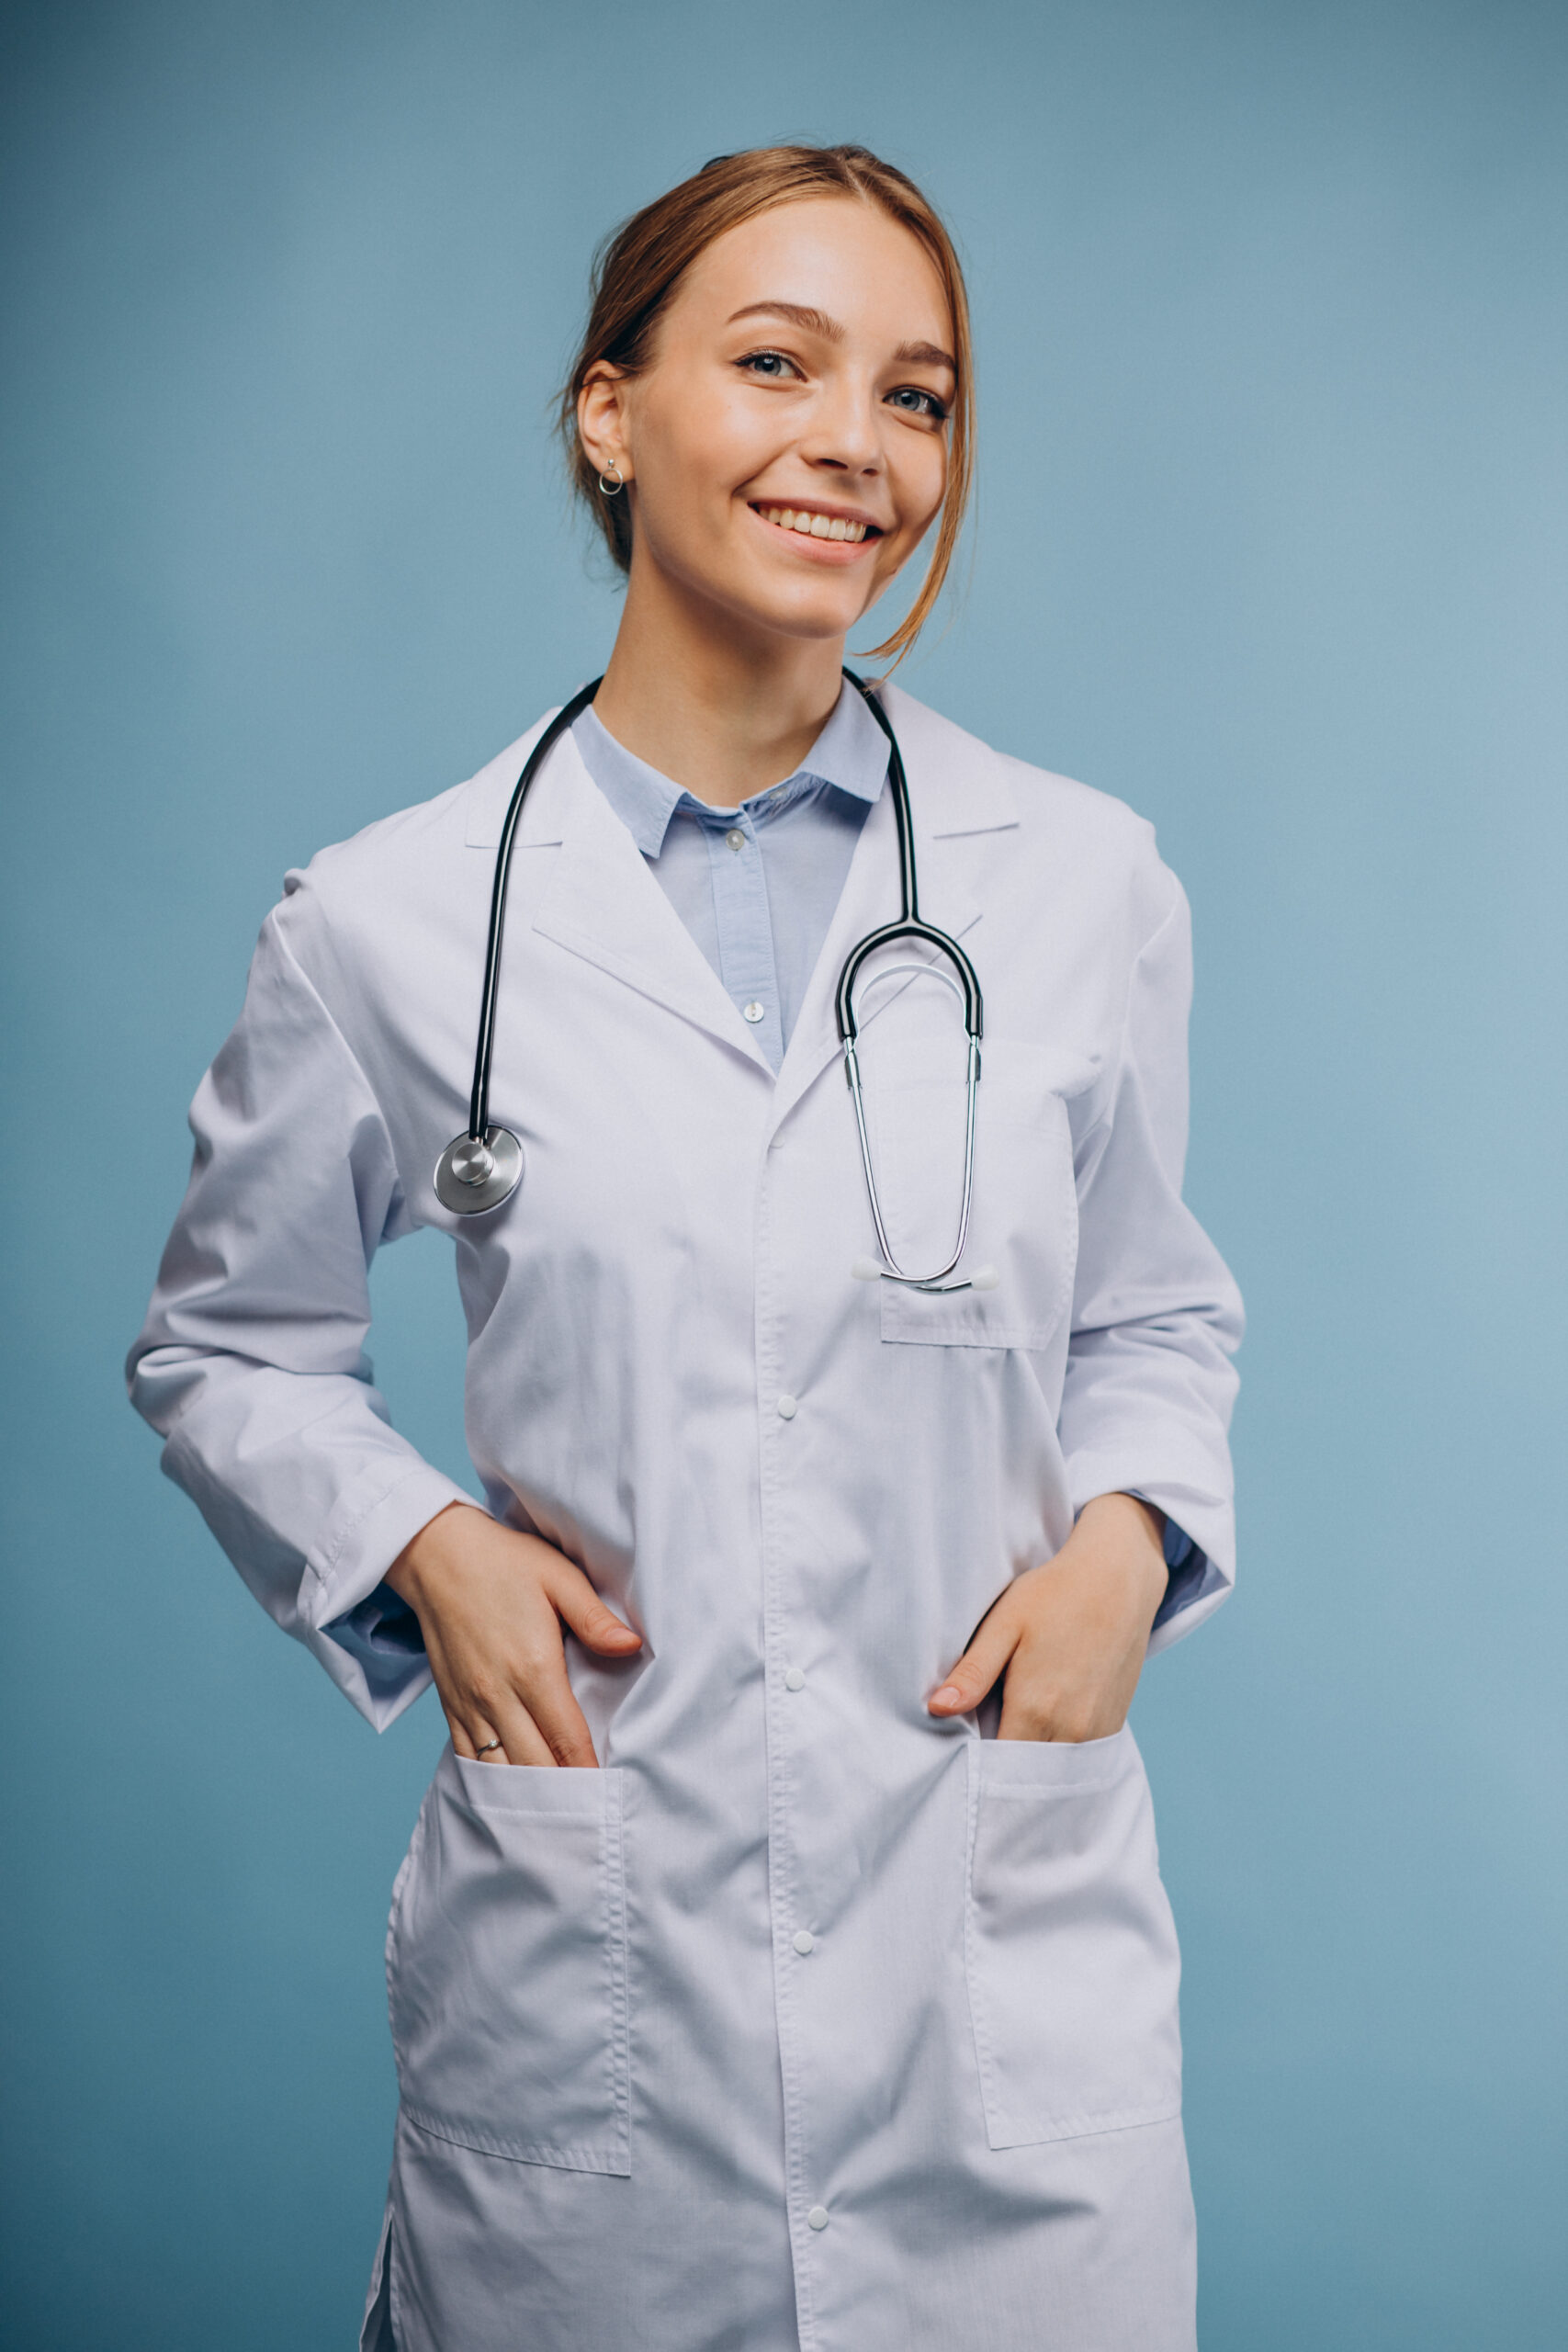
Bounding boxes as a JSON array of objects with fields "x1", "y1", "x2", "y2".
[
  {"x1": 929, "y1": 1493, "x2": 1168, "y2": 1741},
  {"x1": 388, "y1": 1503, "x2": 642, "y2": 1765}
]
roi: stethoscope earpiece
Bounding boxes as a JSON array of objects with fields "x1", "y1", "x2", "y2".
[{"x1": 851, "y1": 1258, "x2": 998, "y2": 1296}]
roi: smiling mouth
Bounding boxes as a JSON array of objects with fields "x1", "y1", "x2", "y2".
[{"x1": 753, "y1": 504, "x2": 877, "y2": 544}]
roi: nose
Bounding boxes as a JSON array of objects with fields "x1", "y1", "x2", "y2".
[{"x1": 799, "y1": 368, "x2": 885, "y2": 479}]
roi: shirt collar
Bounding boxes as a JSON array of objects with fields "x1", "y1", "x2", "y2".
[{"x1": 571, "y1": 679, "x2": 888, "y2": 859}]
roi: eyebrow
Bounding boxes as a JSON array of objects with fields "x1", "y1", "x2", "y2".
[
  {"x1": 728, "y1": 300, "x2": 956, "y2": 375},
  {"x1": 892, "y1": 339, "x2": 958, "y2": 372}
]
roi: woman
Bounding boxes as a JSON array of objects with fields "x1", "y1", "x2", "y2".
[{"x1": 130, "y1": 144, "x2": 1242, "y2": 2352}]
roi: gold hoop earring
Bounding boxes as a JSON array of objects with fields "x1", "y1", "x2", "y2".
[{"x1": 597, "y1": 458, "x2": 626, "y2": 496}]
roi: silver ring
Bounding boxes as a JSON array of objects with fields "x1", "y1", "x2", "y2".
[{"x1": 475, "y1": 1738, "x2": 502, "y2": 1756}]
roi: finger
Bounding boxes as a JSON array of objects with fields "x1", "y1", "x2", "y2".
[
  {"x1": 497, "y1": 1614, "x2": 602, "y2": 1767},
  {"x1": 997, "y1": 1674, "x2": 1065, "y2": 1744},
  {"x1": 928, "y1": 1601, "x2": 1023, "y2": 1717},
  {"x1": 422, "y1": 1647, "x2": 505, "y2": 1764},
  {"x1": 428, "y1": 1651, "x2": 547, "y2": 1768},
  {"x1": 547, "y1": 1563, "x2": 644, "y2": 1657},
  {"x1": 481, "y1": 1690, "x2": 558, "y2": 1768},
  {"x1": 510, "y1": 1667, "x2": 599, "y2": 1767},
  {"x1": 445, "y1": 1701, "x2": 521, "y2": 1764},
  {"x1": 998, "y1": 1680, "x2": 1122, "y2": 1742},
  {"x1": 449, "y1": 1714, "x2": 483, "y2": 1761},
  {"x1": 425, "y1": 1659, "x2": 488, "y2": 1761}
]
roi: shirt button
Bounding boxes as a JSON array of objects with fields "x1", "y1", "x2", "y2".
[
  {"x1": 793, "y1": 1929, "x2": 816, "y2": 1955},
  {"x1": 727, "y1": 829, "x2": 746, "y2": 852},
  {"x1": 807, "y1": 2205, "x2": 829, "y2": 2232},
  {"x1": 743, "y1": 1000, "x2": 765, "y2": 1023},
  {"x1": 776, "y1": 1394, "x2": 797, "y2": 1419},
  {"x1": 784, "y1": 1666, "x2": 806, "y2": 1691}
]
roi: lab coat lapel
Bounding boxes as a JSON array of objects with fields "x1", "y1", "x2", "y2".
[
  {"x1": 525, "y1": 732, "x2": 774, "y2": 1070},
  {"x1": 769, "y1": 686, "x2": 1019, "y2": 1132}
]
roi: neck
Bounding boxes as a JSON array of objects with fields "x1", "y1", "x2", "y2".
[{"x1": 590, "y1": 565, "x2": 850, "y2": 808}]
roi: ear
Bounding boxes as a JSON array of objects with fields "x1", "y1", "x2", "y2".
[{"x1": 577, "y1": 365, "x2": 633, "y2": 485}]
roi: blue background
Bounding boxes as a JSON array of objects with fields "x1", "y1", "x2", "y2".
[{"x1": 2, "y1": 3, "x2": 1563, "y2": 2345}]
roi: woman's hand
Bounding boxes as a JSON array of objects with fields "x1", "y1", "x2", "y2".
[
  {"x1": 927, "y1": 1493, "x2": 1169, "y2": 1743},
  {"x1": 386, "y1": 1503, "x2": 643, "y2": 1766}
]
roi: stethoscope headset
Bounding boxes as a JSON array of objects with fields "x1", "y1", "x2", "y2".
[{"x1": 434, "y1": 669, "x2": 990, "y2": 1295}]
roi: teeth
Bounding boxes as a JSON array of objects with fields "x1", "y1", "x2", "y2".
[{"x1": 760, "y1": 506, "x2": 867, "y2": 543}]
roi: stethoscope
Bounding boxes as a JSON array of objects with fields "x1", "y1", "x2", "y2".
[{"x1": 434, "y1": 669, "x2": 990, "y2": 1295}]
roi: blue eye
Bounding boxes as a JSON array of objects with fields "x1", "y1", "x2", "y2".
[{"x1": 888, "y1": 387, "x2": 947, "y2": 420}]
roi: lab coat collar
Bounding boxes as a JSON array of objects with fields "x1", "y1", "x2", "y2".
[
  {"x1": 527, "y1": 730, "x2": 778, "y2": 1069},
  {"x1": 463, "y1": 706, "x2": 577, "y2": 851},
  {"x1": 461, "y1": 682, "x2": 1017, "y2": 847},
  {"x1": 459, "y1": 684, "x2": 1019, "y2": 1083}
]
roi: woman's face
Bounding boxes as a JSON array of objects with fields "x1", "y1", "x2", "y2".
[{"x1": 581, "y1": 197, "x2": 955, "y2": 648}]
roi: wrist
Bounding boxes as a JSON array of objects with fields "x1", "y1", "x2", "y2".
[
  {"x1": 1071, "y1": 1493, "x2": 1169, "y2": 1621},
  {"x1": 386, "y1": 1500, "x2": 476, "y2": 1614}
]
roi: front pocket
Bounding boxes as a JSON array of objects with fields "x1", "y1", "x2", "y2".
[
  {"x1": 964, "y1": 1731, "x2": 1182, "y2": 2147},
  {"x1": 870, "y1": 1038, "x2": 1087, "y2": 1351},
  {"x1": 387, "y1": 1747, "x2": 630, "y2": 2174}
]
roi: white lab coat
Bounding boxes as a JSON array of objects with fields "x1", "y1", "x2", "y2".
[{"x1": 130, "y1": 684, "x2": 1242, "y2": 2352}]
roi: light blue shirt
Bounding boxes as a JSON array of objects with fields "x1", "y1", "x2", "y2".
[{"x1": 570, "y1": 683, "x2": 889, "y2": 1072}]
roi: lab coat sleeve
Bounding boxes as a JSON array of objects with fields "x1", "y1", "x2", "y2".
[
  {"x1": 126, "y1": 907, "x2": 472, "y2": 1727},
  {"x1": 1057, "y1": 851, "x2": 1244, "y2": 1651}
]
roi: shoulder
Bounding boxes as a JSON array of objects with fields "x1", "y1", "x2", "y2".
[
  {"x1": 265, "y1": 711, "x2": 559, "y2": 986},
  {"x1": 287, "y1": 714, "x2": 552, "y2": 909},
  {"x1": 880, "y1": 683, "x2": 1175, "y2": 926}
]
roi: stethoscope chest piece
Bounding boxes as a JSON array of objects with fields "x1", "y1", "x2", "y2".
[{"x1": 434, "y1": 1125, "x2": 524, "y2": 1216}]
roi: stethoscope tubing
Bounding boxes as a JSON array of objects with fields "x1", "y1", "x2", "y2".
[
  {"x1": 835, "y1": 674, "x2": 984, "y2": 1291},
  {"x1": 833, "y1": 680, "x2": 983, "y2": 1048},
  {"x1": 437, "y1": 668, "x2": 987, "y2": 1294},
  {"x1": 467, "y1": 677, "x2": 603, "y2": 1145},
  {"x1": 842, "y1": 1027, "x2": 980, "y2": 1289}
]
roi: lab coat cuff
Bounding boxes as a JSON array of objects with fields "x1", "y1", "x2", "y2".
[
  {"x1": 1150, "y1": 1518, "x2": 1222, "y2": 1643},
  {"x1": 303, "y1": 1460, "x2": 476, "y2": 1728}
]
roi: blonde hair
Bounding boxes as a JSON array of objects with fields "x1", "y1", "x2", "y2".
[{"x1": 558, "y1": 143, "x2": 974, "y2": 663}]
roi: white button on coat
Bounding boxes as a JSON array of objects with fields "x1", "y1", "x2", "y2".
[
  {"x1": 775, "y1": 1393, "x2": 797, "y2": 1419},
  {"x1": 793, "y1": 1929, "x2": 816, "y2": 1955},
  {"x1": 807, "y1": 2206, "x2": 830, "y2": 2232},
  {"x1": 128, "y1": 684, "x2": 1243, "y2": 2352},
  {"x1": 784, "y1": 1667, "x2": 806, "y2": 1692}
]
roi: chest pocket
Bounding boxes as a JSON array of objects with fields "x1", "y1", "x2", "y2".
[{"x1": 867, "y1": 1032, "x2": 1091, "y2": 1351}]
